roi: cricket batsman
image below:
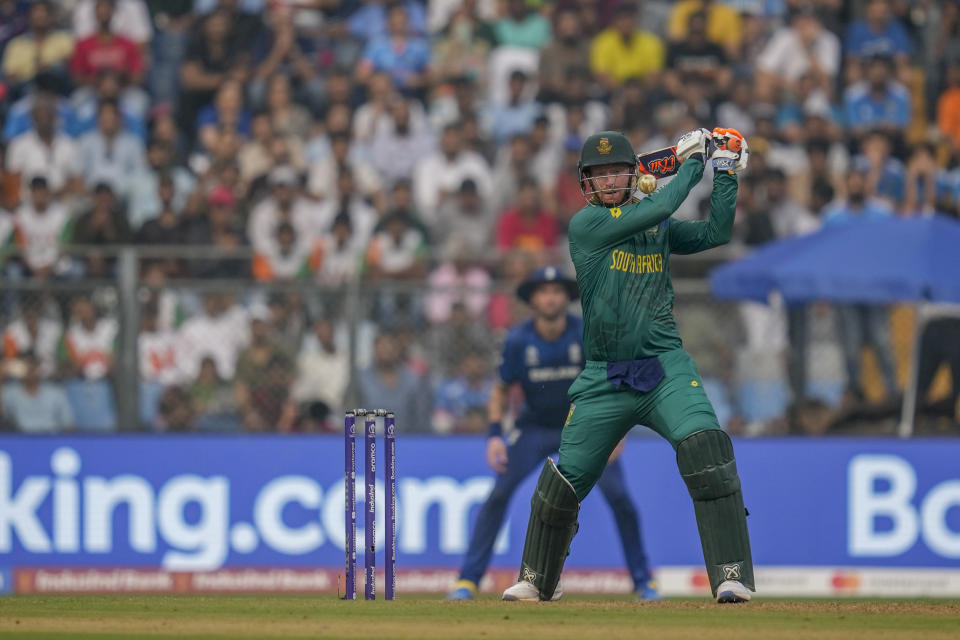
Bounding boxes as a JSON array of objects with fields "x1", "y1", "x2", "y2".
[
  {"x1": 447, "y1": 266, "x2": 660, "y2": 602},
  {"x1": 501, "y1": 127, "x2": 754, "y2": 604}
]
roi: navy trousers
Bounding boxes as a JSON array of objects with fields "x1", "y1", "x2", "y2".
[{"x1": 458, "y1": 426, "x2": 652, "y2": 589}]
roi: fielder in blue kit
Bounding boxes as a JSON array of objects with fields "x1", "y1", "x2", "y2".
[{"x1": 447, "y1": 267, "x2": 659, "y2": 601}]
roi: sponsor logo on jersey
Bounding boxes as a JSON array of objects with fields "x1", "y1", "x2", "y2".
[
  {"x1": 609, "y1": 207, "x2": 622, "y2": 218},
  {"x1": 609, "y1": 250, "x2": 664, "y2": 274},
  {"x1": 596, "y1": 138, "x2": 613, "y2": 155}
]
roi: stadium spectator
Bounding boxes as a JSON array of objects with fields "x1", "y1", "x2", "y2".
[
  {"x1": 589, "y1": 3, "x2": 665, "y2": 91},
  {"x1": 823, "y1": 168, "x2": 899, "y2": 403},
  {"x1": 765, "y1": 168, "x2": 820, "y2": 408},
  {"x1": 369, "y1": 97, "x2": 437, "y2": 187},
  {"x1": 365, "y1": 209, "x2": 428, "y2": 281},
  {"x1": 308, "y1": 131, "x2": 385, "y2": 210},
  {"x1": 71, "y1": 182, "x2": 133, "y2": 248},
  {"x1": 184, "y1": 186, "x2": 248, "y2": 278},
  {"x1": 176, "y1": 292, "x2": 250, "y2": 381},
  {"x1": 537, "y1": 7, "x2": 590, "y2": 104},
  {"x1": 902, "y1": 143, "x2": 939, "y2": 217},
  {"x1": 134, "y1": 174, "x2": 187, "y2": 245},
  {"x1": 663, "y1": 10, "x2": 730, "y2": 115},
  {"x1": 1, "y1": 1, "x2": 74, "y2": 92},
  {"x1": 2, "y1": 295, "x2": 62, "y2": 379},
  {"x1": 856, "y1": 130, "x2": 905, "y2": 209},
  {"x1": 5, "y1": 94, "x2": 82, "y2": 197},
  {"x1": 78, "y1": 99, "x2": 146, "y2": 192},
  {"x1": 413, "y1": 122, "x2": 493, "y2": 221},
  {"x1": 843, "y1": 0, "x2": 912, "y2": 84},
  {"x1": 138, "y1": 301, "x2": 180, "y2": 387},
  {"x1": 70, "y1": 69, "x2": 149, "y2": 140},
  {"x1": 485, "y1": 70, "x2": 540, "y2": 145},
  {"x1": 1, "y1": 354, "x2": 73, "y2": 432},
  {"x1": 61, "y1": 296, "x2": 117, "y2": 380},
  {"x1": 127, "y1": 140, "x2": 196, "y2": 230},
  {"x1": 252, "y1": 221, "x2": 319, "y2": 281},
  {"x1": 432, "y1": 178, "x2": 494, "y2": 257},
  {"x1": 755, "y1": 6, "x2": 840, "y2": 103},
  {"x1": 186, "y1": 356, "x2": 240, "y2": 430},
  {"x1": 843, "y1": 54, "x2": 910, "y2": 141},
  {"x1": 248, "y1": 165, "x2": 316, "y2": 253},
  {"x1": 667, "y1": 0, "x2": 742, "y2": 60},
  {"x1": 246, "y1": 6, "x2": 325, "y2": 111},
  {"x1": 235, "y1": 306, "x2": 296, "y2": 431},
  {"x1": 353, "y1": 72, "x2": 399, "y2": 143},
  {"x1": 70, "y1": 0, "x2": 146, "y2": 88},
  {"x1": 356, "y1": 3, "x2": 431, "y2": 95},
  {"x1": 431, "y1": 1, "x2": 494, "y2": 87},
  {"x1": 432, "y1": 347, "x2": 493, "y2": 433},
  {"x1": 490, "y1": 133, "x2": 537, "y2": 214},
  {"x1": 425, "y1": 245, "x2": 491, "y2": 324},
  {"x1": 264, "y1": 73, "x2": 313, "y2": 141},
  {"x1": 197, "y1": 79, "x2": 251, "y2": 152},
  {"x1": 179, "y1": 9, "x2": 243, "y2": 141},
  {"x1": 292, "y1": 316, "x2": 349, "y2": 417},
  {"x1": 11, "y1": 176, "x2": 71, "y2": 279},
  {"x1": 428, "y1": 0, "x2": 496, "y2": 35},
  {"x1": 72, "y1": 0, "x2": 152, "y2": 45},
  {"x1": 349, "y1": 0, "x2": 428, "y2": 41},
  {"x1": 492, "y1": 0, "x2": 550, "y2": 50},
  {"x1": 312, "y1": 212, "x2": 364, "y2": 286},
  {"x1": 357, "y1": 330, "x2": 432, "y2": 432},
  {"x1": 314, "y1": 167, "x2": 378, "y2": 247},
  {"x1": 495, "y1": 177, "x2": 558, "y2": 253}
]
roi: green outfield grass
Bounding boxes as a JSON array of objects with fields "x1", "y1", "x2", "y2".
[{"x1": 1, "y1": 595, "x2": 958, "y2": 639}]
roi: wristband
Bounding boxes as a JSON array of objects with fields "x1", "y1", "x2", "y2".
[{"x1": 488, "y1": 421, "x2": 503, "y2": 438}]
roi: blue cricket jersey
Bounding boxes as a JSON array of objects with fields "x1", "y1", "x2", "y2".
[{"x1": 498, "y1": 314, "x2": 584, "y2": 430}]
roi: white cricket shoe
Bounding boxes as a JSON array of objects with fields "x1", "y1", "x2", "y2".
[
  {"x1": 501, "y1": 580, "x2": 563, "y2": 601},
  {"x1": 715, "y1": 580, "x2": 751, "y2": 603}
]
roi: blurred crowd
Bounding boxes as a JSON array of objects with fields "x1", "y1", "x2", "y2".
[{"x1": 0, "y1": 0, "x2": 959, "y2": 434}]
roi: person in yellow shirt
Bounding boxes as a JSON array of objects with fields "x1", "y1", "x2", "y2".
[
  {"x1": 2, "y1": 1, "x2": 74, "y2": 89},
  {"x1": 589, "y1": 4, "x2": 665, "y2": 91},
  {"x1": 667, "y1": 0, "x2": 742, "y2": 59}
]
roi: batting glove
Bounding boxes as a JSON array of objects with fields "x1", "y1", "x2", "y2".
[
  {"x1": 675, "y1": 128, "x2": 712, "y2": 162},
  {"x1": 710, "y1": 127, "x2": 749, "y2": 174}
]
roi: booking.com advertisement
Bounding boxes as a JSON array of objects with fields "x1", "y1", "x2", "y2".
[{"x1": 0, "y1": 436, "x2": 958, "y2": 597}]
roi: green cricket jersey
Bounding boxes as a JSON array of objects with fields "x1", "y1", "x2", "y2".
[{"x1": 568, "y1": 158, "x2": 738, "y2": 361}]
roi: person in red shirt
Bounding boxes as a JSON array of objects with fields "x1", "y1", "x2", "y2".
[
  {"x1": 495, "y1": 177, "x2": 558, "y2": 251},
  {"x1": 70, "y1": 0, "x2": 144, "y2": 87}
]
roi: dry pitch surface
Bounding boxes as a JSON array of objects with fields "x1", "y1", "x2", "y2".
[{"x1": 1, "y1": 595, "x2": 959, "y2": 639}]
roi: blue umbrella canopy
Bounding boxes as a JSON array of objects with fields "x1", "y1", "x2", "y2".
[{"x1": 710, "y1": 216, "x2": 960, "y2": 304}]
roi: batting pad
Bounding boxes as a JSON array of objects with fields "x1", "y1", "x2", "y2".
[
  {"x1": 518, "y1": 458, "x2": 581, "y2": 600},
  {"x1": 677, "y1": 429, "x2": 755, "y2": 596}
]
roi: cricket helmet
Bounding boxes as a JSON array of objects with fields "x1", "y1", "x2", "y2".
[
  {"x1": 578, "y1": 131, "x2": 638, "y2": 207},
  {"x1": 517, "y1": 266, "x2": 579, "y2": 303}
]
